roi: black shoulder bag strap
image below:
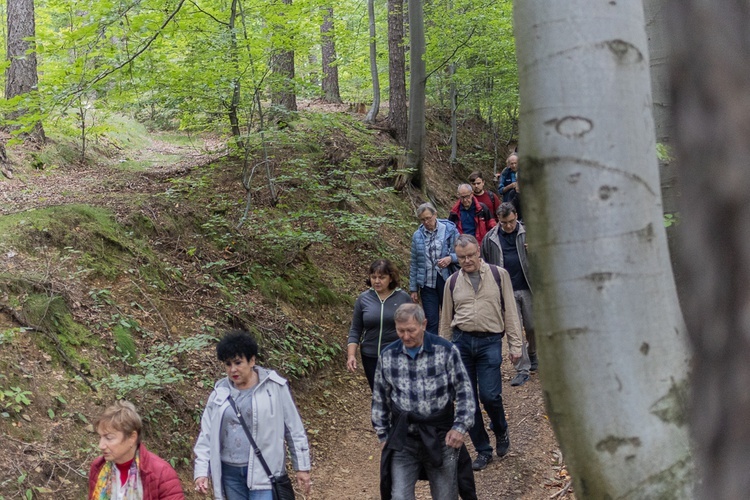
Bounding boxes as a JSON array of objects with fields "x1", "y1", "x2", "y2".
[{"x1": 226, "y1": 395, "x2": 276, "y2": 481}]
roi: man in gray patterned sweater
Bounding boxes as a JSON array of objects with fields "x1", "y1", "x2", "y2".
[{"x1": 372, "y1": 303, "x2": 475, "y2": 500}]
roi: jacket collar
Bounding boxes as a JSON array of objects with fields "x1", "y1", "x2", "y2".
[{"x1": 212, "y1": 367, "x2": 286, "y2": 403}]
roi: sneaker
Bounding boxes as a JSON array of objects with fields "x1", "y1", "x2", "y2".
[
  {"x1": 511, "y1": 373, "x2": 529, "y2": 387},
  {"x1": 530, "y1": 353, "x2": 539, "y2": 372},
  {"x1": 471, "y1": 453, "x2": 493, "y2": 471},
  {"x1": 496, "y1": 430, "x2": 510, "y2": 457}
]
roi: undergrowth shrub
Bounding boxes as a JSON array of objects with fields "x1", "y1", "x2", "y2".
[{"x1": 263, "y1": 324, "x2": 342, "y2": 379}]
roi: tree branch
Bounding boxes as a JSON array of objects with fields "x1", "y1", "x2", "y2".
[
  {"x1": 424, "y1": 26, "x2": 477, "y2": 82},
  {"x1": 63, "y1": 0, "x2": 188, "y2": 100},
  {"x1": 188, "y1": 0, "x2": 229, "y2": 26}
]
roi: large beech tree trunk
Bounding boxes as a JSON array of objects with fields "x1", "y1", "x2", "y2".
[
  {"x1": 320, "y1": 6, "x2": 342, "y2": 103},
  {"x1": 670, "y1": 2, "x2": 750, "y2": 498},
  {"x1": 387, "y1": 0, "x2": 407, "y2": 145},
  {"x1": 5, "y1": 0, "x2": 45, "y2": 142},
  {"x1": 513, "y1": 1, "x2": 694, "y2": 497}
]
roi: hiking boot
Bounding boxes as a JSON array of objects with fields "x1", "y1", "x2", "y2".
[
  {"x1": 496, "y1": 429, "x2": 510, "y2": 457},
  {"x1": 511, "y1": 373, "x2": 529, "y2": 387},
  {"x1": 530, "y1": 353, "x2": 539, "y2": 372},
  {"x1": 471, "y1": 453, "x2": 493, "y2": 471}
]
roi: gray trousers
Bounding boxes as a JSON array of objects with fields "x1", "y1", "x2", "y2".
[{"x1": 512, "y1": 289, "x2": 536, "y2": 375}]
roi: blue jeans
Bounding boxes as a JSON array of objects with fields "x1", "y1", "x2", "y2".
[
  {"x1": 391, "y1": 435, "x2": 459, "y2": 500},
  {"x1": 452, "y1": 331, "x2": 508, "y2": 456},
  {"x1": 420, "y1": 274, "x2": 446, "y2": 335},
  {"x1": 221, "y1": 463, "x2": 274, "y2": 500}
]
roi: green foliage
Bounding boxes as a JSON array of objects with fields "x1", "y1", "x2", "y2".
[
  {"x1": 325, "y1": 212, "x2": 391, "y2": 243},
  {"x1": 0, "y1": 386, "x2": 33, "y2": 416},
  {"x1": 253, "y1": 262, "x2": 346, "y2": 308},
  {"x1": 264, "y1": 324, "x2": 342, "y2": 379},
  {"x1": 656, "y1": 143, "x2": 673, "y2": 163},
  {"x1": 663, "y1": 212, "x2": 680, "y2": 228},
  {"x1": 27, "y1": 0, "x2": 521, "y2": 155},
  {"x1": 20, "y1": 293, "x2": 98, "y2": 366},
  {"x1": 425, "y1": 0, "x2": 518, "y2": 138},
  {"x1": 113, "y1": 324, "x2": 138, "y2": 362},
  {"x1": 97, "y1": 334, "x2": 215, "y2": 397}
]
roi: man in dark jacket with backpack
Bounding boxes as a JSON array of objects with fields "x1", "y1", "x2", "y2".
[
  {"x1": 439, "y1": 234, "x2": 523, "y2": 472},
  {"x1": 469, "y1": 172, "x2": 500, "y2": 222},
  {"x1": 482, "y1": 202, "x2": 536, "y2": 387}
]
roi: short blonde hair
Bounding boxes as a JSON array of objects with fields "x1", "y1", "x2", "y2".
[{"x1": 94, "y1": 400, "x2": 143, "y2": 444}]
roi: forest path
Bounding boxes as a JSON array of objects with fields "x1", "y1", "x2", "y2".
[
  {"x1": 1, "y1": 132, "x2": 575, "y2": 499},
  {"x1": 0, "y1": 134, "x2": 225, "y2": 216},
  {"x1": 293, "y1": 361, "x2": 574, "y2": 499}
]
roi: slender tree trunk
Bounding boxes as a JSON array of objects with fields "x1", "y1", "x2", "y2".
[
  {"x1": 364, "y1": 0, "x2": 380, "y2": 123},
  {"x1": 387, "y1": 0, "x2": 407, "y2": 145},
  {"x1": 402, "y1": 0, "x2": 426, "y2": 189},
  {"x1": 449, "y1": 62, "x2": 458, "y2": 164},
  {"x1": 270, "y1": 0, "x2": 297, "y2": 112},
  {"x1": 513, "y1": 1, "x2": 694, "y2": 497},
  {"x1": 5, "y1": 0, "x2": 45, "y2": 142},
  {"x1": 670, "y1": 2, "x2": 750, "y2": 499},
  {"x1": 228, "y1": 0, "x2": 243, "y2": 146},
  {"x1": 320, "y1": 6, "x2": 342, "y2": 103}
]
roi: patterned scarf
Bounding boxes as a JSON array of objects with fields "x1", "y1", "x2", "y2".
[{"x1": 91, "y1": 451, "x2": 143, "y2": 500}]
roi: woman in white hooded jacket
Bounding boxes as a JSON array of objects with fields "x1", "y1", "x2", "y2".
[{"x1": 193, "y1": 330, "x2": 311, "y2": 500}]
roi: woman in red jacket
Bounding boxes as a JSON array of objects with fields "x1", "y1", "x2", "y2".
[{"x1": 89, "y1": 400, "x2": 184, "y2": 500}]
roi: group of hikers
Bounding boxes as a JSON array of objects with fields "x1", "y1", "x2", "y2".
[
  {"x1": 347, "y1": 152, "x2": 533, "y2": 498},
  {"x1": 86, "y1": 152, "x2": 526, "y2": 500}
]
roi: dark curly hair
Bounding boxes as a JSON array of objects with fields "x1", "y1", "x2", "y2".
[
  {"x1": 364, "y1": 259, "x2": 400, "y2": 290},
  {"x1": 216, "y1": 330, "x2": 259, "y2": 362}
]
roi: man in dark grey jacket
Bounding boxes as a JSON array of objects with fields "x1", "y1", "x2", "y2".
[{"x1": 481, "y1": 202, "x2": 537, "y2": 386}]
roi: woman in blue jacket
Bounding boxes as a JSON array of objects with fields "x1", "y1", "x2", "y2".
[
  {"x1": 408, "y1": 203, "x2": 460, "y2": 335},
  {"x1": 346, "y1": 259, "x2": 411, "y2": 390}
]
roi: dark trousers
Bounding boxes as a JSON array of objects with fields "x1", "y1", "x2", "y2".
[
  {"x1": 362, "y1": 354, "x2": 379, "y2": 391},
  {"x1": 420, "y1": 274, "x2": 446, "y2": 335}
]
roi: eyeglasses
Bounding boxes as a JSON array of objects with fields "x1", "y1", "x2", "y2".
[
  {"x1": 418, "y1": 214, "x2": 436, "y2": 223},
  {"x1": 458, "y1": 194, "x2": 473, "y2": 200},
  {"x1": 500, "y1": 218, "x2": 517, "y2": 226}
]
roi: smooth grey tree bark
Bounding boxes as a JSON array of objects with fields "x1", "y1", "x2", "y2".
[
  {"x1": 387, "y1": 0, "x2": 407, "y2": 145},
  {"x1": 364, "y1": 0, "x2": 380, "y2": 123},
  {"x1": 5, "y1": 0, "x2": 45, "y2": 142},
  {"x1": 320, "y1": 6, "x2": 342, "y2": 103},
  {"x1": 670, "y1": 2, "x2": 750, "y2": 499},
  {"x1": 513, "y1": 1, "x2": 694, "y2": 497},
  {"x1": 401, "y1": 0, "x2": 426, "y2": 189}
]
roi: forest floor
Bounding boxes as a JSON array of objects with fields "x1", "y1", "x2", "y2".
[
  {"x1": 295, "y1": 362, "x2": 575, "y2": 500},
  {"x1": 0, "y1": 117, "x2": 575, "y2": 499}
]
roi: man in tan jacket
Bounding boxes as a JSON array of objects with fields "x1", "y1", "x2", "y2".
[{"x1": 440, "y1": 234, "x2": 523, "y2": 471}]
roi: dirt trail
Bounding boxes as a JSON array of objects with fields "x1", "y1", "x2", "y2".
[
  {"x1": 0, "y1": 136, "x2": 224, "y2": 216},
  {"x1": 1, "y1": 134, "x2": 574, "y2": 499},
  {"x1": 295, "y1": 361, "x2": 574, "y2": 499}
]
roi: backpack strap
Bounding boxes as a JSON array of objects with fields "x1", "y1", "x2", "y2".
[
  {"x1": 449, "y1": 266, "x2": 505, "y2": 314},
  {"x1": 488, "y1": 264, "x2": 506, "y2": 314},
  {"x1": 449, "y1": 271, "x2": 460, "y2": 295}
]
